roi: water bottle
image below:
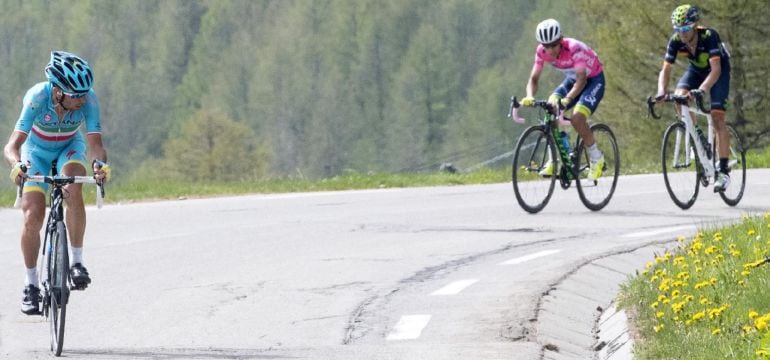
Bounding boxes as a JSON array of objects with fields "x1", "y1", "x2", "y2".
[
  {"x1": 560, "y1": 131, "x2": 571, "y2": 154},
  {"x1": 695, "y1": 127, "x2": 711, "y2": 159}
]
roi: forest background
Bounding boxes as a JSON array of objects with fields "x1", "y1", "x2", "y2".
[{"x1": 0, "y1": 0, "x2": 766, "y2": 183}]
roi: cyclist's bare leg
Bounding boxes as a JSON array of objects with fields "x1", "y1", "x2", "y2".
[
  {"x1": 711, "y1": 109, "x2": 730, "y2": 164},
  {"x1": 63, "y1": 163, "x2": 86, "y2": 249},
  {"x1": 571, "y1": 112, "x2": 595, "y2": 147},
  {"x1": 20, "y1": 192, "x2": 46, "y2": 268},
  {"x1": 673, "y1": 88, "x2": 692, "y2": 125}
]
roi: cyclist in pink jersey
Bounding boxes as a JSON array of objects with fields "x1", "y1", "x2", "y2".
[{"x1": 521, "y1": 19, "x2": 606, "y2": 180}]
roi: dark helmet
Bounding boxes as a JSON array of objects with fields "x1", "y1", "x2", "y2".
[{"x1": 44, "y1": 51, "x2": 93, "y2": 94}]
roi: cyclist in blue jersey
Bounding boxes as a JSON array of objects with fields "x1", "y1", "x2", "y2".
[
  {"x1": 656, "y1": 5, "x2": 732, "y2": 192},
  {"x1": 3, "y1": 51, "x2": 111, "y2": 315}
]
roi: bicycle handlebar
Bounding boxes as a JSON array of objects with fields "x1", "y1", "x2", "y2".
[
  {"x1": 646, "y1": 91, "x2": 710, "y2": 119},
  {"x1": 508, "y1": 96, "x2": 571, "y2": 126},
  {"x1": 14, "y1": 175, "x2": 105, "y2": 209}
]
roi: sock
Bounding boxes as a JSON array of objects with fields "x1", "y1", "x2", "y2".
[
  {"x1": 25, "y1": 267, "x2": 38, "y2": 287},
  {"x1": 588, "y1": 143, "x2": 602, "y2": 161},
  {"x1": 719, "y1": 158, "x2": 729, "y2": 174},
  {"x1": 71, "y1": 247, "x2": 84, "y2": 265}
]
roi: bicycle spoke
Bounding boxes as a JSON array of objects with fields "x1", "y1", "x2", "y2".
[
  {"x1": 718, "y1": 125, "x2": 746, "y2": 206},
  {"x1": 512, "y1": 126, "x2": 556, "y2": 213},
  {"x1": 662, "y1": 122, "x2": 699, "y2": 209},
  {"x1": 575, "y1": 123, "x2": 619, "y2": 210}
]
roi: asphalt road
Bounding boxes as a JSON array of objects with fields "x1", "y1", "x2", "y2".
[{"x1": 0, "y1": 170, "x2": 768, "y2": 359}]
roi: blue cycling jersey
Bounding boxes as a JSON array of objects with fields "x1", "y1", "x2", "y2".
[
  {"x1": 14, "y1": 82, "x2": 102, "y2": 192},
  {"x1": 14, "y1": 81, "x2": 101, "y2": 150}
]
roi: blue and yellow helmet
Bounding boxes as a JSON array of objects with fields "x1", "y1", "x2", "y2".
[
  {"x1": 44, "y1": 51, "x2": 93, "y2": 94},
  {"x1": 671, "y1": 5, "x2": 699, "y2": 27}
]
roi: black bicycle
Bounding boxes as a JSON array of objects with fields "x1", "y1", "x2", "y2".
[
  {"x1": 15, "y1": 161, "x2": 104, "y2": 356},
  {"x1": 508, "y1": 96, "x2": 620, "y2": 213}
]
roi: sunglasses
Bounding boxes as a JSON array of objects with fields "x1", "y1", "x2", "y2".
[
  {"x1": 543, "y1": 41, "x2": 560, "y2": 49},
  {"x1": 674, "y1": 24, "x2": 694, "y2": 33},
  {"x1": 63, "y1": 91, "x2": 87, "y2": 99}
]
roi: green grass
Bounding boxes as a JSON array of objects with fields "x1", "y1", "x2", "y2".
[
  {"x1": 0, "y1": 167, "x2": 513, "y2": 207},
  {"x1": 619, "y1": 214, "x2": 770, "y2": 359}
]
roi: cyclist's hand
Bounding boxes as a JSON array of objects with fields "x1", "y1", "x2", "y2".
[
  {"x1": 520, "y1": 96, "x2": 535, "y2": 107},
  {"x1": 559, "y1": 97, "x2": 572, "y2": 108},
  {"x1": 92, "y1": 159, "x2": 111, "y2": 182},
  {"x1": 9, "y1": 162, "x2": 27, "y2": 184},
  {"x1": 655, "y1": 93, "x2": 668, "y2": 103},
  {"x1": 547, "y1": 94, "x2": 561, "y2": 107},
  {"x1": 689, "y1": 89, "x2": 704, "y2": 100}
]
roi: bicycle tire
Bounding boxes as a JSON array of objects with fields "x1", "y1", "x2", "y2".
[
  {"x1": 574, "y1": 123, "x2": 620, "y2": 211},
  {"x1": 717, "y1": 125, "x2": 746, "y2": 206},
  {"x1": 49, "y1": 221, "x2": 69, "y2": 356},
  {"x1": 512, "y1": 125, "x2": 557, "y2": 213},
  {"x1": 662, "y1": 122, "x2": 700, "y2": 209}
]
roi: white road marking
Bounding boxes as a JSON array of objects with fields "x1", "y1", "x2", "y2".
[
  {"x1": 499, "y1": 249, "x2": 561, "y2": 265},
  {"x1": 430, "y1": 279, "x2": 479, "y2": 295},
  {"x1": 622, "y1": 225, "x2": 695, "y2": 238},
  {"x1": 386, "y1": 315, "x2": 432, "y2": 340}
]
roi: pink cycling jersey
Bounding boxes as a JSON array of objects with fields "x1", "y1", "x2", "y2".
[{"x1": 533, "y1": 38, "x2": 603, "y2": 79}]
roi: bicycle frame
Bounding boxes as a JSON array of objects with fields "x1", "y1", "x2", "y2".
[{"x1": 675, "y1": 103, "x2": 717, "y2": 182}]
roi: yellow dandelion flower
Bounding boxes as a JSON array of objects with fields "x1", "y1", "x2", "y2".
[
  {"x1": 755, "y1": 318, "x2": 767, "y2": 330},
  {"x1": 749, "y1": 311, "x2": 759, "y2": 319},
  {"x1": 738, "y1": 280, "x2": 746, "y2": 286},
  {"x1": 645, "y1": 262, "x2": 653, "y2": 269},
  {"x1": 711, "y1": 328, "x2": 721, "y2": 335},
  {"x1": 656, "y1": 311, "x2": 664, "y2": 318},
  {"x1": 749, "y1": 229, "x2": 756, "y2": 236},
  {"x1": 692, "y1": 311, "x2": 705, "y2": 321},
  {"x1": 710, "y1": 277, "x2": 718, "y2": 285},
  {"x1": 700, "y1": 298, "x2": 709, "y2": 305},
  {"x1": 742, "y1": 270, "x2": 751, "y2": 276},
  {"x1": 658, "y1": 294, "x2": 667, "y2": 302},
  {"x1": 678, "y1": 236, "x2": 686, "y2": 242},
  {"x1": 654, "y1": 324, "x2": 664, "y2": 333},
  {"x1": 757, "y1": 349, "x2": 770, "y2": 357},
  {"x1": 651, "y1": 302, "x2": 659, "y2": 309}
]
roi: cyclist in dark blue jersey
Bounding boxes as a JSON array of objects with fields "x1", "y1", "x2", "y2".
[
  {"x1": 656, "y1": 4, "x2": 732, "y2": 192},
  {"x1": 3, "y1": 51, "x2": 111, "y2": 315}
]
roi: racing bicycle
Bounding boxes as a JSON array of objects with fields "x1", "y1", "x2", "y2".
[
  {"x1": 647, "y1": 91, "x2": 746, "y2": 209},
  {"x1": 14, "y1": 160, "x2": 104, "y2": 356},
  {"x1": 508, "y1": 96, "x2": 619, "y2": 213}
]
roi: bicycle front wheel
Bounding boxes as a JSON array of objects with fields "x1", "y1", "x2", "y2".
[
  {"x1": 49, "y1": 221, "x2": 69, "y2": 356},
  {"x1": 718, "y1": 125, "x2": 746, "y2": 206},
  {"x1": 512, "y1": 125, "x2": 557, "y2": 213},
  {"x1": 575, "y1": 123, "x2": 619, "y2": 211},
  {"x1": 662, "y1": 122, "x2": 700, "y2": 209}
]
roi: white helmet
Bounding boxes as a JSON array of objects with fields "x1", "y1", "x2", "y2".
[{"x1": 535, "y1": 19, "x2": 562, "y2": 44}]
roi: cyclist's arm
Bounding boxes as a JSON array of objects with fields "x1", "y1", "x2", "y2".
[
  {"x1": 657, "y1": 61, "x2": 673, "y2": 96},
  {"x1": 86, "y1": 133, "x2": 108, "y2": 164},
  {"x1": 698, "y1": 56, "x2": 721, "y2": 93},
  {"x1": 525, "y1": 65, "x2": 542, "y2": 97},
  {"x1": 3, "y1": 130, "x2": 27, "y2": 167},
  {"x1": 565, "y1": 70, "x2": 587, "y2": 101}
]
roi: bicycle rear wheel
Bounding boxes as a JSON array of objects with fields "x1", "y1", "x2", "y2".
[
  {"x1": 717, "y1": 125, "x2": 746, "y2": 206},
  {"x1": 662, "y1": 122, "x2": 700, "y2": 209},
  {"x1": 49, "y1": 221, "x2": 69, "y2": 356},
  {"x1": 512, "y1": 125, "x2": 557, "y2": 213},
  {"x1": 575, "y1": 123, "x2": 619, "y2": 211}
]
